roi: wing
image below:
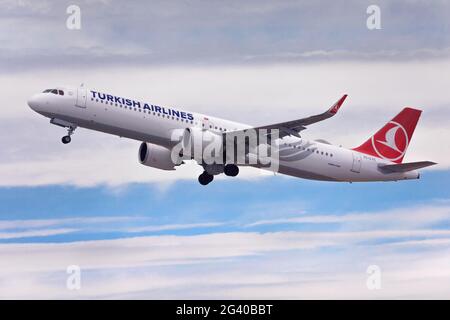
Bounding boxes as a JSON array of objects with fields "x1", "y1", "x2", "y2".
[{"x1": 228, "y1": 94, "x2": 347, "y2": 139}]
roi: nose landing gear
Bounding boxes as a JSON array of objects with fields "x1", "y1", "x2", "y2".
[
  {"x1": 61, "y1": 135, "x2": 71, "y2": 144},
  {"x1": 62, "y1": 126, "x2": 76, "y2": 144}
]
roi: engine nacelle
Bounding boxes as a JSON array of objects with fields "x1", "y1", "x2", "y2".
[
  {"x1": 138, "y1": 142, "x2": 181, "y2": 171},
  {"x1": 181, "y1": 127, "x2": 223, "y2": 164}
]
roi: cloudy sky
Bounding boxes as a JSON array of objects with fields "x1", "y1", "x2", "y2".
[{"x1": 1, "y1": 0, "x2": 450, "y2": 299}]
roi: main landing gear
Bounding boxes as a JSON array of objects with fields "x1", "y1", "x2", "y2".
[
  {"x1": 62, "y1": 126, "x2": 76, "y2": 144},
  {"x1": 198, "y1": 171, "x2": 214, "y2": 185},
  {"x1": 224, "y1": 164, "x2": 239, "y2": 177},
  {"x1": 197, "y1": 164, "x2": 240, "y2": 185}
]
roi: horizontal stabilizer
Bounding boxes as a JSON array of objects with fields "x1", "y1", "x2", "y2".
[{"x1": 378, "y1": 161, "x2": 437, "y2": 173}]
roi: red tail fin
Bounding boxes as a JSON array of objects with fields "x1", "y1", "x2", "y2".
[{"x1": 353, "y1": 107, "x2": 422, "y2": 163}]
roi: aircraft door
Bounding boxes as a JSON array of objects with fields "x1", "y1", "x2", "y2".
[
  {"x1": 75, "y1": 86, "x2": 87, "y2": 108},
  {"x1": 351, "y1": 152, "x2": 362, "y2": 173},
  {"x1": 202, "y1": 117, "x2": 214, "y2": 130}
]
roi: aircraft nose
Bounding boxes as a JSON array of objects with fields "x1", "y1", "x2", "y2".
[{"x1": 27, "y1": 94, "x2": 43, "y2": 111}]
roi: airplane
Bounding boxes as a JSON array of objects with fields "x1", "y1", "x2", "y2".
[{"x1": 27, "y1": 85, "x2": 436, "y2": 185}]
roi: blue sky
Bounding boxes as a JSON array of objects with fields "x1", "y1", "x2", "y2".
[
  {"x1": 1, "y1": 170, "x2": 449, "y2": 244},
  {"x1": 1, "y1": 0, "x2": 450, "y2": 298}
]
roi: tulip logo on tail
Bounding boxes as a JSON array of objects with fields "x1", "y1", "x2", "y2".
[
  {"x1": 371, "y1": 121, "x2": 409, "y2": 162},
  {"x1": 353, "y1": 107, "x2": 421, "y2": 164}
]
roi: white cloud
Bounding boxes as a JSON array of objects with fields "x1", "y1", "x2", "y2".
[
  {"x1": 1, "y1": 229, "x2": 450, "y2": 298},
  {"x1": 244, "y1": 48, "x2": 450, "y2": 61},
  {"x1": 1, "y1": 203, "x2": 450, "y2": 298},
  {"x1": 0, "y1": 216, "x2": 142, "y2": 231},
  {"x1": 246, "y1": 204, "x2": 450, "y2": 230},
  {"x1": 1, "y1": 0, "x2": 449, "y2": 69},
  {"x1": 126, "y1": 222, "x2": 226, "y2": 233},
  {"x1": 0, "y1": 216, "x2": 229, "y2": 240},
  {"x1": 0, "y1": 228, "x2": 77, "y2": 240}
]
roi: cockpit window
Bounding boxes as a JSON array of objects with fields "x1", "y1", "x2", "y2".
[{"x1": 43, "y1": 89, "x2": 64, "y2": 95}]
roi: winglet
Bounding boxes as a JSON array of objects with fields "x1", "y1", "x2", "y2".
[{"x1": 328, "y1": 94, "x2": 348, "y2": 115}]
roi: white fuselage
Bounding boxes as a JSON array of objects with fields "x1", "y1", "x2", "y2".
[{"x1": 27, "y1": 85, "x2": 419, "y2": 182}]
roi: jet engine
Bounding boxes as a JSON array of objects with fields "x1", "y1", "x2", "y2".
[{"x1": 138, "y1": 142, "x2": 182, "y2": 170}]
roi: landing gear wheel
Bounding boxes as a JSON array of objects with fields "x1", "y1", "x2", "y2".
[
  {"x1": 224, "y1": 164, "x2": 239, "y2": 177},
  {"x1": 61, "y1": 135, "x2": 71, "y2": 144},
  {"x1": 198, "y1": 171, "x2": 214, "y2": 185},
  {"x1": 61, "y1": 126, "x2": 76, "y2": 144}
]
